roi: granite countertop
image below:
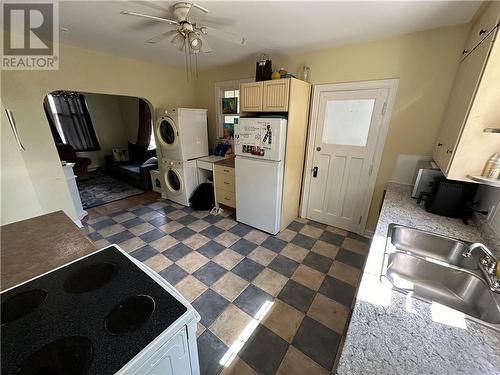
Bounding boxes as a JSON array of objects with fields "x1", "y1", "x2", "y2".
[
  {"x1": 337, "y1": 183, "x2": 500, "y2": 375},
  {"x1": 0, "y1": 211, "x2": 97, "y2": 291}
]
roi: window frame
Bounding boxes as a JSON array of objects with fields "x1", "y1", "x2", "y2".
[{"x1": 214, "y1": 78, "x2": 253, "y2": 141}]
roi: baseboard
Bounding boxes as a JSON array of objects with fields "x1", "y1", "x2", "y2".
[{"x1": 363, "y1": 229, "x2": 374, "y2": 238}]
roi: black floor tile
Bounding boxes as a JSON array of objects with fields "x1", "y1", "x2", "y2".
[
  {"x1": 240, "y1": 325, "x2": 288, "y2": 375},
  {"x1": 159, "y1": 205, "x2": 176, "y2": 214},
  {"x1": 261, "y1": 237, "x2": 287, "y2": 253},
  {"x1": 192, "y1": 289, "x2": 230, "y2": 326},
  {"x1": 193, "y1": 261, "x2": 227, "y2": 286},
  {"x1": 92, "y1": 218, "x2": 116, "y2": 231},
  {"x1": 232, "y1": 258, "x2": 264, "y2": 281},
  {"x1": 302, "y1": 252, "x2": 333, "y2": 273},
  {"x1": 170, "y1": 227, "x2": 197, "y2": 241},
  {"x1": 234, "y1": 285, "x2": 273, "y2": 318},
  {"x1": 292, "y1": 316, "x2": 340, "y2": 370},
  {"x1": 197, "y1": 330, "x2": 228, "y2": 375},
  {"x1": 200, "y1": 225, "x2": 225, "y2": 239},
  {"x1": 308, "y1": 220, "x2": 327, "y2": 230},
  {"x1": 230, "y1": 239, "x2": 258, "y2": 256},
  {"x1": 277, "y1": 280, "x2": 315, "y2": 313},
  {"x1": 287, "y1": 221, "x2": 304, "y2": 232},
  {"x1": 158, "y1": 264, "x2": 188, "y2": 285},
  {"x1": 130, "y1": 245, "x2": 158, "y2": 262},
  {"x1": 107, "y1": 230, "x2": 135, "y2": 244},
  {"x1": 336, "y1": 248, "x2": 366, "y2": 269},
  {"x1": 229, "y1": 223, "x2": 253, "y2": 237},
  {"x1": 347, "y1": 231, "x2": 371, "y2": 244},
  {"x1": 319, "y1": 231, "x2": 344, "y2": 246},
  {"x1": 131, "y1": 206, "x2": 153, "y2": 216},
  {"x1": 197, "y1": 241, "x2": 225, "y2": 258},
  {"x1": 121, "y1": 217, "x2": 145, "y2": 229},
  {"x1": 148, "y1": 215, "x2": 169, "y2": 228},
  {"x1": 319, "y1": 275, "x2": 355, "y2": 307},
  {"x1": 204, "y1": 215, "x2": 223, "y2": 224},
  {"x1": 163, "y1": 243, "x2": 192, "y2": 262},
  {"x1": 139, "y1": 228, "x2": 165, "y2": 243},
  {"x1": 87, "y1": 231, "x2": 102, "y2": 241},
  {"x1": 268, "y1": 255, "x2": 299, "y2": 278},
  {"x1": 291, "y1": 233, "x2": 316, "y2": 250}
]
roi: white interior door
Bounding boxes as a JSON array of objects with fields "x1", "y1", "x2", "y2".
[{"x1": 306, "y1": 87, "x2": 388, "y2": 233}]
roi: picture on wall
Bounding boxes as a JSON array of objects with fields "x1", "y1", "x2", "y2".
[{"x1": 222, "y1": 97, "x2": 238, "y2": 114}]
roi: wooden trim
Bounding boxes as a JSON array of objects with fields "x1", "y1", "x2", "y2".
[{"x1": 279, "y1": 79, "x2": 312, "y2": 231}]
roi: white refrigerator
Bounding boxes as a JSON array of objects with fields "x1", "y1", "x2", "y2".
[{"x1": 234, "y1": 118, "x2": 287, "y2": 234}]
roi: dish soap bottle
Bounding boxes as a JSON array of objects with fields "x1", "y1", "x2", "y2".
[
  {"x1": 481, "y1": 152, "x2": 500, "y2": 179},
  {"x1": 271, "y1": 70, "x2": 281, "y2": 80}
]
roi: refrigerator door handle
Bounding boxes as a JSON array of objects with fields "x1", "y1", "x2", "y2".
[{"x1": 313, "y1": 166, "x2": 318, "y2": 178}]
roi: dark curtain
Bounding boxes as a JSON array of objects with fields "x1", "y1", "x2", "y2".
[
  {"x1": 136, "y1": 99, "x2": 152, "y2": 148},
  {"x1": 47, "y1": 91, "x2": 101, "y2": 152}
]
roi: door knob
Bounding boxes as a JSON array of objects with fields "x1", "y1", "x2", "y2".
[
  {"x1": 437, "y1": 143, "x2": 443, "y2": 147},
  {"x1": 479, "y1": 29, "x2": 487, "y2": 35},
  {"x1": 462, "y1": 49, "x2": 469, "y2": 55},
  {"x1": 316, "y1": 147, "x2": 321, "y2": 151},
  {"x1": 313, "y1": 167, "x2": 318, "y2": 178},
  {"x1": 446, "y1": 149, "x2": 453, "y2": 154}
]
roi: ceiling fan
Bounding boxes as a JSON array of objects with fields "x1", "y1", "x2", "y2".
[{"x1": 120, "y1": 2, "x2": 246, "y2": 79}]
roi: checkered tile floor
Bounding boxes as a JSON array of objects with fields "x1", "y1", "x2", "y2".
[{"x1": 83, "y1": 197, "x2": 370, "y2": 375}]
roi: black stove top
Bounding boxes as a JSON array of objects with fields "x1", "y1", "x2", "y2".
[{"x1": 1, "y1": 246, "x2": 187, "y2": 375}]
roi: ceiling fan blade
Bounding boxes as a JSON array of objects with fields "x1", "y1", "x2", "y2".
[
  {"x1": 195, "y1": 31, "x2": 213, "y2": 53},
  {"x1": 171, "y1": 33, "x2": 186, "y2": 51},
  {"x1": 120, "y1": 11, "x2": 179, "y2": 26},
  {"x1": 201, "y1": 26, "x2": 246, "y2": 46},
  {"x1": 146, "y1": 30, "x2": 178, "y2": 44}
]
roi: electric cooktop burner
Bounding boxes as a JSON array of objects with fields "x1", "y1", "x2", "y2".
[
  {"x1": 0, "y1": 246, "x2": 188, "y2": 375},
  {"x1": 16, "y1": 336, "x2": 93, "y2": 375},
  {"x1": 64, "y1": 262, "x2": 117, "y2": 294},
  {"x1": 1, "y1": 289, "x2": 47, "y2": 326},
  {"x1": 105, "y1": 295, "x2": 156, "y2": 335}
]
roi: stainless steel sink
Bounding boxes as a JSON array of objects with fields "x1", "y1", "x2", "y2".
[
  {"x1": 386, "y1": 252, "x2": 500, "y2": 325},
  {"x1": 384, "y1": 224, "x2": 500, "y2": 330},
  {"x1": 389, "y1": 224, "x2": 478, "y2": 270}
]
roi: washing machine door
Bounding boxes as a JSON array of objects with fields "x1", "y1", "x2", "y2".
[
  {"x1": 157, "y1": 117, "x2": 178, "y2": 148},
  {"x1": 165, "y1": 167, "x2": 183, "y2": 196}
]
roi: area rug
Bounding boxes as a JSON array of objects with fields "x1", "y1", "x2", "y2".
[{"x1": 77, "y1": 171, "x2": 144, "y2": 209}]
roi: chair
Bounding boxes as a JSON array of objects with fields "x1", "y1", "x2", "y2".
[{"x1": 55, "y1": 143, "x2": 91, "y2": 180}]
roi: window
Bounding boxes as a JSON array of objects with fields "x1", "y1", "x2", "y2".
[
  {"x1": 45, "y1": 91, "x2": 101, "y2": 151},
  {"x1": 215, "y1": 78, "x2": 252, "y2": 141}
]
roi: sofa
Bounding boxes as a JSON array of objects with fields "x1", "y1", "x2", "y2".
[{"x1": 104, "y1": 148, "x2": 158, "y2": 191}]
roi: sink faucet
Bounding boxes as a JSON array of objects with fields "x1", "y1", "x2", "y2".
[{"x1": 463, "y1": 243, "x2": 500, "y2": 292}]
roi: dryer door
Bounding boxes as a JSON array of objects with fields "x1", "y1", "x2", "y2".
[
  {"x1": 157, "y1": 117, "x2": 178, "y2": 149},
  {"x1": 165, "y1": 168, "x2": 183, "y2": 196}
]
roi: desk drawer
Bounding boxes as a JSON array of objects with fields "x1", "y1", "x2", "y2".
[
  {"x1": 214, "y1": 164, "x2": 235, "y2": 176},
  {"x1": 215, "y1": 172, "x2": 235, "y2": 193},
  {"x1": 216, "y1": 189, "x2": 236, "y2": 208}
]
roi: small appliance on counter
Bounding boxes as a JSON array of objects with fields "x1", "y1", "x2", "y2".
[
  {"x1": 0, "y1": 246, "x2": 200, "y2": 375},
  {"x1": 411, "y1": 160, "x2": 444, "y2": 199},
  {"x1": 417, "y1": 178, "x2": 477, "y2": 221}
]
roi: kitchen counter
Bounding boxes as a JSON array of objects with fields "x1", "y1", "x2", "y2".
[
  {"x1": 337, "y1": 183, "x2": 500, "y2": 375},
  {"x1": 0, "y1": 211, "x2": 97, "y2": 291},
  {"x1": 214, "y1": 157, "x2": 235, "y2": 168}
]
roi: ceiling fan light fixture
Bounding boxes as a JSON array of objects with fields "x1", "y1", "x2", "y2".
[
  {"x1": 171, "y1": 33, "x2": 185, "y2": 51},
  {"x1": 188, "y1": 31, "x2": 202, "y2": 52}
]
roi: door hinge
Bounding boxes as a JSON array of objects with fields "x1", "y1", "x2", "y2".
[
  {"x1": 368, "y1": 165, "x2": 373, "y2": 176},
  {"x1": 358, "y1": 216, "x2": 362, "y2": 224},
  {"x1": 382, "y1": 102, "x2": 387, "y2": 115}
]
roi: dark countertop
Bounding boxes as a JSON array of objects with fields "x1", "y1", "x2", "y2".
[
  {"x1": 214, "y1": 157, "x2": 235, "y2": 168},
  {"x1": 1, "y1": 211, "x2": 97, "y2": 291}
]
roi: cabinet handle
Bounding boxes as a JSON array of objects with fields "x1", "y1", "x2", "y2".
[
  {"x1": 462, "y1": 49, "x2": 469, "y2": 55},
  {"x1": 313, "y1": 166, "x2": 318, "y2": 178},
  {"x1": 224, "y1": 197, "x2": 230, "y2": 201},
  {"x1": 446, "y1": 149, "x2": 453, "y2": 154},
  {"x1": 223, "y1": 182, "x2": 229, "y2": 185},
  {"x1": 479, "y1": 29, "x2": 487, "y2": 35},
  {"x1": 437, "y1": 143, "x2": 443, "y2": 147}
]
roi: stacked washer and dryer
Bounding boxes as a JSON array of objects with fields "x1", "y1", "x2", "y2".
[{"x1": 154, "y1": 108, "x2": 208, "y2": 206}]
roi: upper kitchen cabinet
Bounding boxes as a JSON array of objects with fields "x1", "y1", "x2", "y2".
[
  {"x1": 462, "y1": 1, "x2": 500, "y2": 59},
  {"x1": 240, "y1": 78, "x2": 293, "y2": 112},
  {"x1": 239, "y1": 82, "x2": 263, "y2": 112},
  {"x1": 433, "y1": 2, "x2": 500, "y2": 182}
]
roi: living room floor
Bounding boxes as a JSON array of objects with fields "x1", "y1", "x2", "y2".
[{"x1": 82, "y1": 193, "x2": 370, "y2": 375}]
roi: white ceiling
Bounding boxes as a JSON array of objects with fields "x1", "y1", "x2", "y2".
[{"x1": 60, "y1": 1, "x2": 481, "y2": 69}]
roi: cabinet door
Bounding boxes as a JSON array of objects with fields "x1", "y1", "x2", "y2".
[
  {"x1": 462, "y1": 2, "x2": 500, "y2": 58},
  {"x1": 262, "y1": 79, "x2": 290, "y2": 111},
  {"x1": 433, "y1": 32, "x2": 494, "y2": 173},
  {"x1": 240, "y1": 82, "x2": 263, "y2": 112}
]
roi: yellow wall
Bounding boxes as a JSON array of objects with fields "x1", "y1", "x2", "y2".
[
  {"x1": 195, "y1": 24, "x2": 470, "y2": 230},
  {"x1": 1, "y1": 43, "x2": 196, "y2": 225}
]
